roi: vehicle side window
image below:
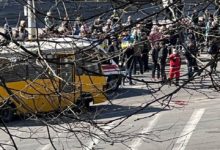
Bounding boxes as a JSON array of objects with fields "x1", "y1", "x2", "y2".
[
  {"x1": 75, "y1": 48, "x2": 102, "y2": 75},
  {"x1": 26, "y1": 57, "x2": 59, "y2": 80},
  {"x1": 2, "y1": 61, "x2": 28, "y2": 82},
  {"x1": 58, "y1": 57, "x2": 74, "y2": 93},
  {"x1": 82, "y1": 63, "x2": 101, "y2": 75}
]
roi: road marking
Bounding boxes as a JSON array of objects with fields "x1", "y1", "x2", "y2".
[
  {"x1": 129, "y1": 113, "x2": 161, "y2": 150},
  {"x1": 85, "y1": 122, "x2": 115, "y2": 150},
  {"x1": 172, "y1": 108, "x2": 205, "y2": 150},
  {"x1": 86, "y1": 113, "x2": 158, "y2": 150},
  {"x1": 39, "y1": 120, "x2": 116, "y2": 150},
  {"x1": 41, "y1": 144, "x2": 52, "y2": 150},
  {"x1": 39, "y1": 131, "x2": 63, "y2": 150},
  {"x1": 123, "y1": 85, "x2": 147, "y2": 89}
]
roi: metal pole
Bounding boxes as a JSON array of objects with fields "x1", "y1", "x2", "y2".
[{"x1": 27, "y1": 0, "x2": 36, "y2": 40}]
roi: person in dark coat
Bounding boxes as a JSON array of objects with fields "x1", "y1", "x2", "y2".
[
  {"x1": 191, "y1": 10, "x2": 199, "y2": 25},
  {"x1": 91, "y1": 17, "x2": 103, "y2": 34},
  {"x1": 159, "y1": 41, "x2": 168, "y2": 82},
  {"x1": 169, "y1": 27, "x2": 179, "y2": 46},
  {"x1": 107, "y1": 39, "x2": 120, "y2": 65},
  {"x1": 143, "y1": 19, "x2": 153, "y2": 36},
  {"x1": 141, "y1": 33, "x2": 151, "y2": 71},
  {"x1": 132, "y1": 25, "x2": 143, "y2": 75},
  {"x1": 0, "y1": 23, "x2": 12, "y2": 46},
  {"x1": 151, "y1": 42, "x2": 160, "y2": 79},
  {"x1": 124, "y1": 46, "x2": 134, "y2": 85},
  {"x1": 185, "y1": 39, "x2": 199, "y2": 79},
  {"x1": 208, "y1": 38, "x2": 219, "y2": 72}
]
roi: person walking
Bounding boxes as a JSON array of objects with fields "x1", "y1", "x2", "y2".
[{"x1": 169, "y1": 48, "x2": 181, "y2": 86}]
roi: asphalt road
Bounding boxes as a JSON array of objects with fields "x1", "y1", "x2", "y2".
[{"x1": 0, "y1": 55, "x2": 220, "y2": 150}]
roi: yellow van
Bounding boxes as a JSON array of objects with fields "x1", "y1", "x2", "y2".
[{"x1": 0, "y1": 37, "x2": 109, "y2": 122}]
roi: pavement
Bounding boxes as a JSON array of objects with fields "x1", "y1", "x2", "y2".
[{"x1": 1, "y1": 72, "x2": 220, "y2": 150}]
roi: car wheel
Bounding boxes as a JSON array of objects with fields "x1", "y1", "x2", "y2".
[
  {"x1": 107, "y1": 75, "x2": 121, "y2": 91},
  {"x1": 0, "y1": 104, "x2": 14, "y2": 122}
]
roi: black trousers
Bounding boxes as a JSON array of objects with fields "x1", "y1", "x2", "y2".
[
  {"x1": 125, "y1": 56, "x2": 134, "y2": 84},
  {"x1": 160, "y1": 60, "x2": 167, "y2": 81},
  {"x1": 152, "y1": 62, "x2": 160, "y2": 79},
  {"x1": 186, "y1": 55, "x2": 198, "y2": 78},
  {"x1": 142, "y1": 53, "x2": 149, "y2": 71},
  {"x1": 133, "y1": 56, "x2": 143, "y2": 74}
]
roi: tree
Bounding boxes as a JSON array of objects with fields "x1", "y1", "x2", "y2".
[{"x1": 0, "y1": 0, "x2": 220, "y2": 149}]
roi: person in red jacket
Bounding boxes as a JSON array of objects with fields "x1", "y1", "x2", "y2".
[{"x1": 169, "y1": 48, "x2": 181, "y2": 86}]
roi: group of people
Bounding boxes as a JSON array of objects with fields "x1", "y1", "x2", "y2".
[
  {"x1": 2, "y1": 7, "x2": 220, "y2": 86},
  {"x1": 94, "y1": 9, "x2": 219, "y2": 86},
  {"x1": 2, "y1": 19, "x2": 28, "y2": 41}
]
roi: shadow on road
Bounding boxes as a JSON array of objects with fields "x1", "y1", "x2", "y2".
[
  {"x1": 1, "y1": 88, "x2": 166, "y2": 127},
  {"x1": 108, "y1": 87, "x2": 152, "y2": 100},
  {"x1": 90, "y1": 104, "x2": 169, "y2": 120},
  {"x1": 1, "y1": 104, "x2": 168, "y2": 127}
]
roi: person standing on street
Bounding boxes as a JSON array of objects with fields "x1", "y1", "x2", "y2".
[
  {"x1": 73, "y1": 16, "x2": 82, "y2": 35},
  {"x1": 121, "y1": 31, "x2": 135, "y2": 85},
  {"x1": 141, "y1": 33, "x2": 151, "y2": 72},
  {"x1": 44, "y1": 11, "x2": 55, "y2": 32},
  {"x1": 169, "y1": 48, "x2": 181, "y2": 86},
  {"x1": 108, "y1": 39, "x2": 120, "y2": 65},
  {"x1": 191, "y1": 9, "x2": 199, "y2": 26},
  {"x1": 91, "y1": 17, "x2": 103, "y2": 34},
  {"x1": 185, "y1": 35, "x2": 199, "y2": 79},
  {"x1": 208, "y1": 38, "x2": 219, "y2": 73},
  {"x1": 159, "y1": 41, "x2": 168, "y2": 82},
  {"x1": 14, "y1": 20, "x2": 28, "y2": 40},
  {"x1": 1, "y1": 23, "x2": 12, "y2": 45},
  {"x1": 151, "y1": 42, "x2": 161, "y2": 80},
  {"x1": 132, "y1": 24, "x2": 143, "y2": 75}
]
